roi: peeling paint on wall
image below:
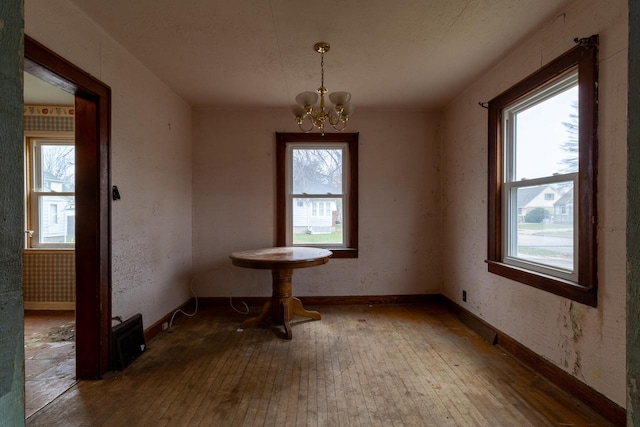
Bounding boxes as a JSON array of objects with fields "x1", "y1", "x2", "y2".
[
  {"x1": 557, "y1": 301, "x2": 586, "y2": 378},
  {"x1": 573, "y1": 352, "x2": 582, "y2": 377},
  {"x1": 569, "y1": 302, "x2": 584, "y2": 343}
]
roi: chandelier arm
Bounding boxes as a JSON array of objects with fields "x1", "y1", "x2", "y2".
[
  {"x1": 331, "y1": 120, "x2": 348, "y2": 132},
  {"x1": 298, "y1": 116, "x2": 315, "y2": 133},
  {"x1": 327, "y1": 109, "x2": 340, "y2": 126}
]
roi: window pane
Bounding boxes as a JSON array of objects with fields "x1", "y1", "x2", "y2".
[
  {"x1": 510, "y1": 183, "x2": 574, "y2": 271},
  {"x1": 40, "y1": 144, "x2": 75, "y2": 192},
  {"x1": 292, "y1": 148, "x2": 342, "y2": 194},
  {"x1": 292, "y1": 197, "x2": 343, "y2": 245},
  {"x1": 513, "y1": 84, "x2": 578, "y2": 181},
  {"x1": 39, "y1": 195, "x2": 75, "y2": 244}
]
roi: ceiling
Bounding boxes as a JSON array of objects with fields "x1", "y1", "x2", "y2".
[
  {"x1": 29, "y1": 0, "x2": 568, "y2": 110},
  {"x1": 24, "y1": 72, "x2": 75, "y2": 105}
]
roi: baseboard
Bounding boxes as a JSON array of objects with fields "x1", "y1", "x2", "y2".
[
  {"x1": 440, "y1": 296, "x2": 626, "y2": 426},
  {"x1": 24, "y1": 301, "x2": 75, "y2": 310},
  {"x1": 143, "y1": 298, "x2": 195, "y2": 342},
  {"x1": 198, "y1": 294, "x2": 441, "y2": 307}
]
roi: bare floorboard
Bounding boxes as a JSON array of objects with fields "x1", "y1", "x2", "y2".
[
  {"x1": 24, "y1": 310, "x2": 76, "y2": 419},
  {"x1": 27, "y1": 304, "x2": 614, "y2": 426}
]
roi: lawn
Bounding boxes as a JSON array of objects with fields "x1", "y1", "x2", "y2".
[
  {"x1": 293, "y1": 225, "x2": 343, "y2": 244},
  {"x1": 518, "y1": 222, "x2": 574, "y2": 238},
  {"x1": 517, "y1": 247, "x2": 564, "y2": 257}
]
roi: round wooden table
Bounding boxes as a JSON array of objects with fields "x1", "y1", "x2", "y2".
[{"x1": 230, "y1": 247, "x2": 332, "y2": 339}]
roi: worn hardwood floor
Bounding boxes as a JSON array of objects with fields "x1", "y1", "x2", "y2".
[
  {"x1": 27, "y1": 304, "x2": 613, "y2": 426},
  {"x1": 24, "y1": 310, "x2": 76, "y2": 418}
]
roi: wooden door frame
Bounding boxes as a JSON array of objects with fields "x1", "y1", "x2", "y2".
[{"x1": 24, "y1": 35, "x2": 112, "y2": 379}]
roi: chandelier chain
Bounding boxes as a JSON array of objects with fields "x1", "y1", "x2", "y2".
[{"x1": 320, "y1": 52, "x2": 325, "y2": 90}]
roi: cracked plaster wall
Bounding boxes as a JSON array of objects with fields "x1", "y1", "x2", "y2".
[
  {"x1": 24, "y1": 0, "x2": 194, "y2": 328},
  {"x1": 191, "y1": 108, "x2": 442, "y2": 297},
  {"x1": 439, "y1": 0, "x2": 628, "y2": 408}
]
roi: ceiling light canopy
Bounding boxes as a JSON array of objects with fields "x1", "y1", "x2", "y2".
[{"x1": 292, "y1": 42, "x2": 353, "y2": 133}]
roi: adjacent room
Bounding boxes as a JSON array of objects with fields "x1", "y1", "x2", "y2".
[{"x1": 0, "y1": 0, "x2": 634, "y2": 425}]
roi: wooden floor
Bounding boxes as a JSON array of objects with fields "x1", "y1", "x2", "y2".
[
  {"x1": 24, "y1": 310, "x2": 76, "y2": 418},
  {"x1": 26, "y1": 304, "x2": 613, "y2": 426}
]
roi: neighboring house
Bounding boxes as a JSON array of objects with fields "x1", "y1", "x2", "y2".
[
  {"x1": 554, "y1": 188, "x2": 574, "y2": 224},
  {"x1": 292, "y1": 181, "x2": 339, "y2": 234},
  {"x1": 516, "y1": 185, "x2": 563, "y2": 222},
  {"x1": 40, "y1": 171, "x2": 75, "y2": 244}
]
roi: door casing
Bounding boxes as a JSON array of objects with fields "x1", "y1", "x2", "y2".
[{"x1": 24, "y1": 35, "x2": 112, "y2": 379}]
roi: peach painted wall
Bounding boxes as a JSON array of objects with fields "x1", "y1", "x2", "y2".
[
  {"x1": 25, "y1": 0, "x2": 194, "y2": 327},
  {"x1": 439, "y1": 0, "x2": 627, "y2": 406},
  {"x1": 191, "y1": 109, "x2": 442, "y2": 298}
]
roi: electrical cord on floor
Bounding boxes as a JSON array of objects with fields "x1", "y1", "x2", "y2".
[
  {"x1": 230, "y1": 295, "x2": 249, "y2": 315},
  {"x1": 224, "y1": 266, "x2": 249, "y2": 314},
  {"x1": 167, "y1": 267, "x2": 250, "y2": 331},
  {"x1": 168, "y1": 276, "x2": 198, "y2": 330}
]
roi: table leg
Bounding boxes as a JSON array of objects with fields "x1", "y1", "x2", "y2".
[
  {"x1": 240, "y1": 268, "x2": 321, "y2": 339},
  {"x1": 240, "y1": 300, "x2": 272, "y2": 329},
  {"x1": 281, "y1": 300, "x2": 292, "y2": 340},
  {"x1": 267, "y1": 269, "x2": 294, "y2": 339},
  {"x1": 291, "y1": 297, "x2": 321, "y2": 320}
]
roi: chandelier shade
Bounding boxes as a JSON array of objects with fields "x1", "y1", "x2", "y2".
[
  {"x1": 328, "y1": 91, "x2": 351, "y2": 107},
  {"x1": 292, "y1": 42, "x2": 353, "y2": 133},
  {"x1": 295, "y1": 91, "x2": 319, "y2": 108}
]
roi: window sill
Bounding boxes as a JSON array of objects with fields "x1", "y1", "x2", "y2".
[
  {"x1": 329, "y1": 248, "x2": 358, "y2": 259},
  {"x1": 486, "y1": 260, "x2": 596, "y2": 307}
]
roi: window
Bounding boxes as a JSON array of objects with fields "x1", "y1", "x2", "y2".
[
  {"x1": 487, "y1": 36, "x2": 598, "y2": 306},
  {"x1": 26, "y1": 138, "x2": 76, "y2": 248},
  {"x1": 50, "y1": 204, "x2": 59, "y2": 224},
  {"x1": 276, "y1": 132, "x2": 358, "y2": 258}
]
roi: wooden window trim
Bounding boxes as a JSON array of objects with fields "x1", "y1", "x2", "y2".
[
  {"x1": 25, "y1": 136, "x2": 76, "y2": 249},
  {"x1": 276, "y1": 132, "x2": 358, "y2": 259},
  {"x1": 487, "y1": 36, "x2": 598, "y2": 306}
]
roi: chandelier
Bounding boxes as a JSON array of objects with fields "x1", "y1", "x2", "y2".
[{"x1": 292, "y1": 42, "x2": 353, "y2": 133}]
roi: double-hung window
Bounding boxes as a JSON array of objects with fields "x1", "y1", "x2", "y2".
[
  {"x1": 26, "y1": 138, "x2": 76, "y2": 248},
  {"x1": 276, "y1": 132, "x2": 358, "y2": 258},
  {"x1": 487, "y1": 36, "x2": 598, "y2": 306}
]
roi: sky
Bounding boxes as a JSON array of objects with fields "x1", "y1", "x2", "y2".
[{"x1": 513, "y1": 85, "x2": 578, "y2": 181}]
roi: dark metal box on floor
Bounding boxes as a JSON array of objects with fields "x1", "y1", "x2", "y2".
[{"x1": 111, "y1": 313, "x2": 146, "y2": 371}]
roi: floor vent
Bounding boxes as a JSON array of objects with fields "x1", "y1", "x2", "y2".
[{"x1": 112, "y1": 313, "x2": 146, "y2": 371}]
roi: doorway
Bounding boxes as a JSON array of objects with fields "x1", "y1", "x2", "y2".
[
  {"x1": 24, "y1": 35, "x2": 112, "y2": 382},
  {"x1": 22, "y1": 74, "x2": 77, "y2": 416}
]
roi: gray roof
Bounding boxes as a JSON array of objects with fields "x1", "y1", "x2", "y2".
[
  {"x1": 516, "y1": 186, "x2": 547, "y2": 207},
  {"x1": 554, "y1": 188, "x2": 573, "y2": 206}
]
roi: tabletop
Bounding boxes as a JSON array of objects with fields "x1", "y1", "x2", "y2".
[{"x1": 230, "y1": 247, "x2": 332, "y2": 270}]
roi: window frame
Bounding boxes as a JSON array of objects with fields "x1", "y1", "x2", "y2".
[
  {"x1": 276, "y1": 132, "x2": 358, "y2": 258},
  {"x1": 487, "y1": 36, "x2": 598, "y2": 306},
  {"x1": 26, "y1": 136, "x2": 76, "y2": 249}
]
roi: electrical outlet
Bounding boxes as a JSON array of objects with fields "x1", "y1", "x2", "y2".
[
  {"x1": 462, "y1": 290, "x2": 467, "y2": 302},
  {"x1": 162, "y1": 322, "x2": 169, "y2": 331}
]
